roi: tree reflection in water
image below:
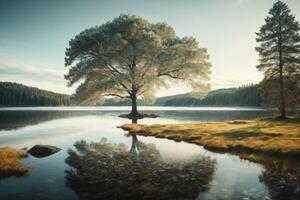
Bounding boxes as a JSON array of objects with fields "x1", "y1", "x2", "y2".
[
  {"x1": 65, "y1": 136, "x2": 216, "y2": 200},
  {"x1": 257, "y1": 156, "x2": 300, "y2": 200},
  {"x1": 0, "y1": 111, "x2": 81, "y2": 131}
]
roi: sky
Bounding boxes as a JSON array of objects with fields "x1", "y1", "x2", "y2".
[{"x1": 0, "y1": 0, "x2": 299, "y2": 96}]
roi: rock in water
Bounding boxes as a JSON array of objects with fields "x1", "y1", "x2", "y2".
[{"x1": 28, "y1": 145, "x2": 61, "y2": 158}]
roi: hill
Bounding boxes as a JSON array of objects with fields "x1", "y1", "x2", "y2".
[
  {"x1": 100, "y1": 85, "x2": 262, "y2": 107},
  {"x1": 0, "y1": 82, "x2": 262, "y2": 107},
  {"x1": 0, "y1": 82, "x2": 71, "y2": 106}
]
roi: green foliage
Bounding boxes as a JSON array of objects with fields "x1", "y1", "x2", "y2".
[
  {"x1": 256, "y1": 1, "x2": 300, "y2": 114},
  {"x1": 202, "y1": 85, "x2": 262, "y2": 107},
  {"x1": 260, "y1": 77, "x2": 300, "y2": 110},
  {"x1": 0, "y1": 82, "x2": 71, "y2": 106},
  {"x1": 64, "y1": 15, "x2": 211, "y2": 106},
  {"x1": 256, "y1": 1, "x2": 300, "y2": 73}
]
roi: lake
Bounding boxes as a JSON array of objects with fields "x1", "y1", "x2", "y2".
[{"x1": 0, "y1": 107, "x2": 299, "y2": 200}]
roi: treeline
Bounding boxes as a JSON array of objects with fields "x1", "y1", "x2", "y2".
[
  {"x1": 0, "y1": 82, "x2": 262, "y2": 107},
  {"x1": 165, "y1": 85, "x2": 261, "y2": 107},
  {"x1": 0, "y1": 82, "x2": 72, "y2": 106},
  {"x1": 100, "y1": 84, "x2": 262, "y2": 107}
]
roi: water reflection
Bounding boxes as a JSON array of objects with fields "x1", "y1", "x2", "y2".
[
  {"x1": 256, "y1": 155, "x2": 300, "y2": 200},
  {"x1": 0, "y1": 108, "x2": 276, "y2": 131},
  {"x1": 129, "y1": 135, "x2": 140, "y2": 155},
  {"x1": 0, "y1": 111, "x2": 78, "y2": 131},
  {"x1": 1, "y1": 108, "x2": 299, "y2": 200},
  {"x1": 65, "y1": 137, "x2": 216, "y2": 200}
]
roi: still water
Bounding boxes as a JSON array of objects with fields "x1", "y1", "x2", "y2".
[{"x1": 0, "y1": 107, "x2": 299, "y2": 200}]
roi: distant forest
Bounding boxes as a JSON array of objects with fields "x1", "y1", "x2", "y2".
[
  {"x1": 0, "y1": 82, "x2": 262, "y2": 107},
  {"x1": 0, "y1": 82, "x2": 71, "y2": 106},
  {"x1": 101, "y1": 84, "x2": 262, "y2": 107}
]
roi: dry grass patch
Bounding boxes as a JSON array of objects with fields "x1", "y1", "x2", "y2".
[
  {"x1": 121, "y1": 119, "x2": 300, "y2": 156},
  {"x1": 0, "y1": 147, "x2": 30, "y2": 179}
]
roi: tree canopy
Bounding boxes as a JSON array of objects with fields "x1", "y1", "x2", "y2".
[
  {"x1": 256, "y1": 0, "x2": 300, "y2": 117},
  {"x1": 65, "y1": 15, "x2": 211, "y2": 116}
]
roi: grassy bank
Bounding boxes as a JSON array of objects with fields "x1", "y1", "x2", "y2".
[
  {"x1": 121, "y1": 118, "x2": 300, "y2": 157},
  {"x1": 0, "y1": 147, "x2": 30, "y2": 179}
]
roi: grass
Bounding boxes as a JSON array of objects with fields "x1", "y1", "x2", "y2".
[
  {"x1": 121, "y1": 118, "x2": 300, "y2": 157},
  {"x1": 0, "y1": 147, "x2": 30, "y2": 179}
]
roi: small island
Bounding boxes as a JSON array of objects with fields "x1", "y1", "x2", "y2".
[{"x1": 0, "y1": 147, "x2": 30, "y2": 178}]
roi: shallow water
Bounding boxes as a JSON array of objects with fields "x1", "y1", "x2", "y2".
[{"x1": 0, "y1": 107, "x2": 299, "y2": 200}]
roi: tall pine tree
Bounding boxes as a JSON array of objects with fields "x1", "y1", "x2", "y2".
[{"x1": 256, "y1": 0, "x2": 300, "y2": 118}]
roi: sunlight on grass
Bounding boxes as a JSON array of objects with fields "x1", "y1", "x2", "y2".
[
  {"x1": 121, "y1": 119, "x2": 300, "y2": 156},
  {"x1": 0, "y1": 147, "x2": 30, "y2": 179}
]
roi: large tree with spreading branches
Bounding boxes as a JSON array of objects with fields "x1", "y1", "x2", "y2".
[
  {"x1": 65, "y1": 15, "x2": 211, "y2": 118},
  {"x1": 256, "y1": 1, "x2": 300, "y2": 118}
]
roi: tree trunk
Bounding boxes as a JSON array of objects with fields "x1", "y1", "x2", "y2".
[
  {"x1": 279, "y1": 65, "x2": 286, "y2": 119},
  {"x1": 132, "y1": 117, "x2": 137, "y2": 124},
  {"x1": 129, "y1": 135, "x2": 139, "y2": 154},
  {"x1": 131, "y1": 92, "x2": 138, "y2": 123},
  {"x1": 278, "y1": 20, "x2": 286, "y2": 119},
  {"x1": 130, "y1": 56, "x2": 139, "y2": 123}
]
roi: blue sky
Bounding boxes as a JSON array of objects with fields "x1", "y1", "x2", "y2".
[{"x1": 0, "y1": 0, "x2": 299, "y2": 96}]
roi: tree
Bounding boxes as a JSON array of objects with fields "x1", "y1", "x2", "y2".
[
  {"x1": 64, "y1": 15, "x2": 211, "y2": 119},
  {"x1": 256, "y1": 1, "x2": 300, "y2": 118},
  {"x1": 260, "y1": 77, "x2": 300, "y2": 111}
]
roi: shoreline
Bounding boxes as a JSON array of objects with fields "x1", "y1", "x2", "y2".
[{"x1": 121, "y1": 118, "x2": 300, "y2": 158}]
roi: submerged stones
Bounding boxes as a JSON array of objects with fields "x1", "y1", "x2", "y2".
[{"x1": 28, "y1": 145, "x2": 61, "y2": 158}]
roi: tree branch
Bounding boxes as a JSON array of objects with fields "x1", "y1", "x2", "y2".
[
  {"x1": 104, "y1": 93, "x2": 130, "y2": 99},
  {"x1": 158, "y1": 73, "x2": 185, "y2": 79}
]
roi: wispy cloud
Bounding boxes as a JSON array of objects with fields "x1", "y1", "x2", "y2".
[
  {"x1": 0, "y1": 59, "x2": 65, "y2": 80},
  {"x1": 0, "y1": 59, "x2": 74, "y2": 94}
]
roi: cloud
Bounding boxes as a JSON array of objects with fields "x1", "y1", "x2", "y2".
[
  {"x1": 0, "y1": 59, "x2": 65, "y2": 80},
  {"x1": 0, "y1": 58, "x2": 74, "y2": 94}
]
